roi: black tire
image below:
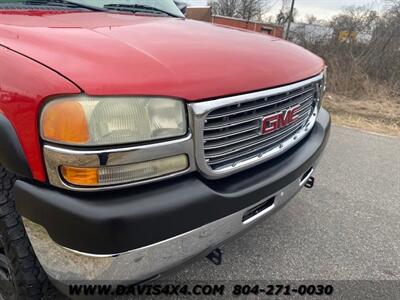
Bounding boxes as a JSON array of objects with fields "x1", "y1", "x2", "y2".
[{"x1": 0, "y1": 167, "x2": 61, "y2": 299}]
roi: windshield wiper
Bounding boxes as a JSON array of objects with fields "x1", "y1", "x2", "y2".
[
  {"x1": 26, "y1": 0, "x2": 107, "y2": 12},
  {"x1": 104, "y1": 3, "x2": 182, "y2": 18}
]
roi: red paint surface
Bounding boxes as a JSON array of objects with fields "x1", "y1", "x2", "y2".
[
  {"x1": 0, "y1": 11, "x2": 324, "y2": 181},
  {"x1": 0, "y1": 47, "x2": 80, "y2": 181}
]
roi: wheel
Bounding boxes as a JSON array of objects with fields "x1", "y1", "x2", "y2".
[{"x1": 0, "y1": 167, "x2": 60, "y2": 299}]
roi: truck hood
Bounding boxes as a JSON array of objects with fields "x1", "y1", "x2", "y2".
[{"x1": 0, "y1": 12, "x2": 324, "y2": 101}]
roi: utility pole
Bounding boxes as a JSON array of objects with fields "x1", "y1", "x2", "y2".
[{"x1": 284, "y1": 0, "x2": 296, "y2": 40}]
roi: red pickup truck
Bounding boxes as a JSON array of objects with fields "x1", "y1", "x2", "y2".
[{"x1": 0, "y1": 1, "x2": 330, "y2": 298}]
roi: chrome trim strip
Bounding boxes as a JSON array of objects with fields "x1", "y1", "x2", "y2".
[
  {"x1": 43, "y1": 134, "x2": 192, "y2": 156},
  {"x1": 190, "y1": 74, "x2": 323, "y2": 116},
  {"x1": 22, "y1": 175, "x2": 305, "y2": 281},
  {"x1": 190, "y1": 73, "x2": 323, "y2": 179},
  {"x1": 43, "y1": 134, "x2": 195, "y2": 191}
]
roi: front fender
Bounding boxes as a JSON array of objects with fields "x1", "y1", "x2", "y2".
[
  {"x1": 0, "y1": 114, "x2": 31, "y2": 177},
  {"x1": 0, "y1": 45, "x2": 81, "y2": 181}
]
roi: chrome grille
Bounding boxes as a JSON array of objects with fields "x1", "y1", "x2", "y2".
[{"x1": 202, "y1": 81, "x2": 319, "y2": 171}]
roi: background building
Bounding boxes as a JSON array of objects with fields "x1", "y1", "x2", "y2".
[{"x1": 185, "y1": 6, "x2": 284, "y2": 38}]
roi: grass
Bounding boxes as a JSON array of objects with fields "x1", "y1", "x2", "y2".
[{"x1": 323, "y1": 93, "x2": 400, "y2": 137}]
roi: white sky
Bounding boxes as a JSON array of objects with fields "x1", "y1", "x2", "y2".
[{"x1": 186, "y1": 0, "x2": 385, "y2": 21}]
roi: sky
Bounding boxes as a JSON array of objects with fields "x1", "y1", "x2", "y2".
[{"x1": 186, "y1": 0, "x2": 385, "y2": 21}]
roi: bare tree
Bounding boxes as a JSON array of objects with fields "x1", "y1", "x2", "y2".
[
  {"x1": 291, "y1": 2, "x2": 400, "y2": 98},
  {"x1": 209, "y1": 0, "x2": 271, "y2": 21},
  {"x1": 330, "y1": 5, "x2": 378, "y2": 35},
  {"x1": 363, "y1": 1, "x2": 400, "y2": 88},
  {"x1": 280, "y1": 0, "x2": 291, "y2": 12},
  {"x1": 304, "y1": 14, "x2": 328, "y2": 26},
  {"x1": 276, "y1": 6, "x2": 297, "y2": 25},
  {"x1": 305, "y1": 14, "x2": 317, "y2": 25},
  {"x1": 237, "y1": 0, "x2": 263, "y2": 21},
  {"x1": 209, "y1": 0, "x2": 238, "y2": 17}
]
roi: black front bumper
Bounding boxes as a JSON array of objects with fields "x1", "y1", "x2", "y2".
[{"x1": 15, "y1": 109, "x2": 331, "y2": 255}]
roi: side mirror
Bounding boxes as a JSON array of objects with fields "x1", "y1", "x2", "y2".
[{"x1": 174, "y1": 1, "x2": 187, "y2": 14}]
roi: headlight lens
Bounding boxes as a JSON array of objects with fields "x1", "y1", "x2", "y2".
[{"x1": 41, "y1": 96, "x2": 187, "y2": 146}]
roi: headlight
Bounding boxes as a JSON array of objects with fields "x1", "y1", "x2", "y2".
[{"x1": 41, "y1": 96, "x2": 187, "y2": 146}]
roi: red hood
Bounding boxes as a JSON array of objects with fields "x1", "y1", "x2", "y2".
[{"x1": 0, "y1": 12, "x2": 324, "y2": 101}]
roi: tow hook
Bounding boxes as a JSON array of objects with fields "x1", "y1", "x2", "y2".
[
  {"x1": 206, "y1": 248, "x2": 223, "y2": 265},
  {"x1": 305, "y1": 176, "x2": 315, "y2": 189},
  {"x1": 300, "y1": 167, "x2": 315, "y2": 188}
]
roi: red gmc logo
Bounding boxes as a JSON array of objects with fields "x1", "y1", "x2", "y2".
[{"x1": 261, "y1": 104, "x2": 301, "y2": 135}]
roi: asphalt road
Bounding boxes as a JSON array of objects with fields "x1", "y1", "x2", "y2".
[{"x1": 167, "y1": 126, "x2": 400, "y2": 284}]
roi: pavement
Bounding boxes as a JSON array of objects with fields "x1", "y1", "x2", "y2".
[{"x1": 167, "y1": 126, "x2": 400, "y2": 283}]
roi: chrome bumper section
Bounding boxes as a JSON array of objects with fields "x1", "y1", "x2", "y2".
[{"x1": 23, "y1": 174, "x2": 309, "y2": 282}]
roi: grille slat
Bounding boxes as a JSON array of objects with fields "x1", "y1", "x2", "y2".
[
  {"x1": 204, "y1": 93, "x2": 313, "y2": 131},
  {"x1": 204, "y1": 110, "x2": 309, "y2": 158},
  {"x1": 207, "y1": 123, "x2": 305, "y2": 167},
  {"x1": 204, "y1": 103, "x2": 312, "y2": 150},
  {"x1": 204, "y1": 123, "x2": 261, "y2": 141},
  {"x1": 204, "y1": 108, "x2": 310, "y2": 152},
  {"x1": 206, "y1": 86, "x2": 314, "y2": 120},
  {"x1": 202, "y1": 81, "x2": 319, "y2": 171}
]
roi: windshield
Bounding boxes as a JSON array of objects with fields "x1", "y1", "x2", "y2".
[{"x1": 0, "y1": 0, "x2": 184, "y2": 18}]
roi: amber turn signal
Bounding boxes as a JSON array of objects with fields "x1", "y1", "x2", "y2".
[
  {"x1": 60, "y1": 155, "x2": 188, "y2": 187},
  {"x1": 41, "y1": 100, "x2": 89, "y2": 144},
  {"x1": 60, "y1": 166, "x2": 99, "y2": 186}
]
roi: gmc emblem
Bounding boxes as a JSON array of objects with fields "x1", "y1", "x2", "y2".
[{"x1": 261, "y1": 104, "x2": 301, "y2": 135}]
